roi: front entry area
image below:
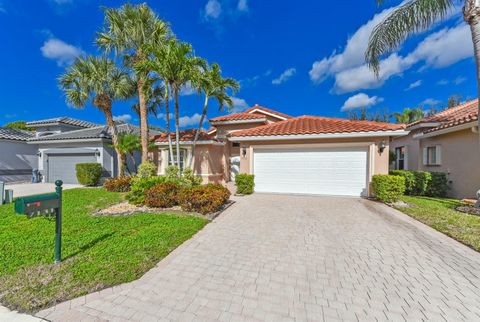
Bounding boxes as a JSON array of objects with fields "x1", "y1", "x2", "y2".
[{"x1": 253, "y1": 146, "x2": 368, "y2": 196}]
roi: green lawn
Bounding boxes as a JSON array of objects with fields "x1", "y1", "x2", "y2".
[
  {"x1": 0, "y1": 188, "x2": 208, "y2": 312},
  {"x1": 397, "y1": 196, "x2": 480, "y2": 252}
]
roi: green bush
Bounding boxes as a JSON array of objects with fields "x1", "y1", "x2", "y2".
[
  {"x1": 235, "y1": 174, "x2": 255, "y2": 195},
  {"x1": 127, "y1": 176, "x2": 171, "y2": 205},
  {"x1": 372, "y1": 174, "x2": 405, "y2": 203},
  {"x1": 165, "y1": 165, "x2": 181, "y2": 180},
  {"x1": 144, "y1": 182, "x2": 181, "y2": 208},
  {"x1": 75, "y1": 163, "x2": 102, "y2": 186},
  {"x1": 178, "y1": 184, "x2": 231, "y2": 215},
  {"x1": 137, "y1": 161, "x2": 157, "y2": 179},
  {"x1": 426, "y1": 172, "x2": 449, "y2": 197},
  {"x1": 182, "y1": 168, "x2": 203, "y2": 187},
  {"x1": 390, "y1": 170, "x2": 416, "y2": 195},
  {"x1": 411, "y1": 171, "x2": 432, "y2": 196},
  {"x1": 103, "y1": 176, "x2": 132, "y2": 192}
]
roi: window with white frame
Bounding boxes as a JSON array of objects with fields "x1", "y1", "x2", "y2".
[
  {"x1": 423, "y1": 145, "x2": 441, "y2": 166},
  {"x1": 395, "y1": 146, "x2": 405, "y2": 170},
  {"x1": 169, "y1": 148, "x2": 187, "y2": 170}
]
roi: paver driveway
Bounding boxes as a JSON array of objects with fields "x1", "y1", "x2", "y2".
[{"x1": 37, "y1": 194, "x2": 480, "y2": 321}]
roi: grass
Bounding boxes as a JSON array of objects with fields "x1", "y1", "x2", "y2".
[
  {"x1": 397, "y1": 195, "x2": 480, "y2": 252},
  {"x1": 0, "y1": 188, "x2": 208, "y2": 312}
]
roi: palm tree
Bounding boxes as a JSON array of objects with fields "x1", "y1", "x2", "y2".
[
  {"x1": 96, "y1": 3, "x2": 169, "y2": 163},
  {"x1": 391, "y1": 107, "x2": 425, "y2": 124},
  {"x1": 59, "y1": 56, "x2": 133, "y2": 176},
  {"x1": 365, "y1": 0, "x2": 480, "y2": 128},
  {"x1": 188, "y1": 63, "x2": 239, "y2": 168},
  {"x1": 115, "y1": 133, "x2": 141, "y2": 174},
  {"x1": 132, "y1": 80, "x2": 164, "y2": 119}
]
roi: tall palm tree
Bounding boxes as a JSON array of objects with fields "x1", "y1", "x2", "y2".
[
  {"x1": 188, "y1": 63, "x2": 239, "y2": 168},
  {"x1": 391, "y1": 107, "x2": 425, "y2": 123},
  {"x1": 365, "y1": 0, "x2": 480, "y2": 128},
  {"x1": 59, "y1": 56, "x2": 133, "y2": 176},
  {"x1": 96, "y1": 3, "x2": 169, "y2": 163},
  {"x1": 115, "y1": 133, "x2": 141, "y2": 174}
]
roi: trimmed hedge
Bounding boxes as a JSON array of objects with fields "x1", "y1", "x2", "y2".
[
  {"x1": 178, "y1": 184, "x2": 231, "y2": 215},
  {"x1": 127, "y1": 176, "x2": 172, "y2": 205},
  {"x1": 389, "y1": 170, "x2": 448, "y2": 197},
  {"x1": 372, "y1": 174, "x2": 405, "y2": 203},
  {"x1": 235, "y1": 174, "x2": 255, "y2": 195},
  {"x1": 76, "y1": 163, "x2": 102, "y2": 186},
  {"x1": 104, "y1": 176, "x2": 132, "y2": 192},
  {"x1": 144, "y1": 182, "x2": 181, "y2": 208},
  {"x1": 137, "y1": 161, "x2": 157, "y2": 179}
]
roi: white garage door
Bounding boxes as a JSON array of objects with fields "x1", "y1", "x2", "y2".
[
  {"x1": 253, "y1": 147, "x2": 368, "y2": 196},
  {"x1": 48, "y1": 153, "x2": 97, "y2": 184}
]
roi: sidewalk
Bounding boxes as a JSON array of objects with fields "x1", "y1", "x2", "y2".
[{"x1": 0, "y1": 305, "x2": 45, "y2": 322}]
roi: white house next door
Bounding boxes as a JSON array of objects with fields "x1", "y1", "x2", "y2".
[{"x1": 253, "y1": 147, "x2": 368, "y2": 197}]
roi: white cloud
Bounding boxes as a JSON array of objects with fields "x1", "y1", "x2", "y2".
[
  {"x1": 454, "y1": 76, "x2": 467, "y2": 85},
  {"x1": 231, "y1": 97, "x2": 250, "y2": 113},
  {"x1": 180, "y1": 81, "x2": 197, "y2": 96},
  {"x1": 40, "y1": 38, "x2": 83, "y2": 66},
  {"x1": 0, "y1": 4, "x2": 6, "y2": 14},
  {"x1": 340, "y1": 93, "x2": 384, "y2": 111},
  {"x1": 237, "y1": 0, "x2": 248, "y2": 12},
  {"x1": 421, "y1": 98, "x2": 441, "y2": 106},
  {"x1": 437, "y1": 79, "x2": 449, "y2": 85},
  {"x1": 179, "y1": 113, "x2": 203, "y2": 127},
  {"x1": 113, "y1": 114, "x2": 132, "y2": 123},
  {"x1": 272, "y1": 68, "x2": 296, "y2": 85},
  {"x1": 53, "y1": 0, "x2": 73, "y2": 4},
  {"x1": 405, "y1": 80, "x2": 422, "y2": 91},
  {"x1": 204, "y1": 0, "x2": 222, "y2": 19}
]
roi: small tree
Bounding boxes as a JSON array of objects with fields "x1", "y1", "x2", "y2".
[{"x1": 4, "y1": 121, "x2": 33, "y2": 131}]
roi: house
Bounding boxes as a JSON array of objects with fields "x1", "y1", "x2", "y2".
[
  {"x1": 0, "y1": 128, "x2": 38, "y2": 183},
  {"x1": 25, "y1": 118, "x2": 142, "y2": 184},
  {"x1": 151, "y1": 105, "x2": 407, "y2": 197},
  {"x1": 390, "y1": 99, "x2": 480, "y2": 198}
]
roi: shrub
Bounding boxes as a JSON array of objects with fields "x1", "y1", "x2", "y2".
[
  {"x1": 137, "y1": 161, "x2": 157, "y2": 179},
  {"x1": 182, "y1": 168, "x2": 202, "y2": 187},
  {"x1": 144, "y1": 182, "x2": 181, "y2": 208},
  {"x1": 179, "y1": 184, "x2": 231, "y2": 215},
  {"x1": 390, "y1": 170, "x2": 416, "y2": 195},
  {"x1": 426, "y1": 172, "x2": 449, "y2": 197},
  {"x1": 127, "y1": 176, "x2": 170, "y2": 205},
  {"x1": 411, "y1": 171, "x2": 432, "y2": 196},
  {"x1": 76, "y1": 163, "x2": 102, "y2": 186},
  {"x1": 165, "y1": 165, "x2": 181, "y2": 180},
  {"x1": 104, "y1": 176, "x2": 132, "y2": 192},
  {"x1": 372, "y1": 174, "x2": 405, "y2": 203},
  {"x1": 235, "y1": 174, "x2": 255, "y2": 195}
]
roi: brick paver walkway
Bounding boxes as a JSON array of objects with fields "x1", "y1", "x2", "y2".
[{"x1": 37, "y1": 195, "x2": 480, "y2": 321}]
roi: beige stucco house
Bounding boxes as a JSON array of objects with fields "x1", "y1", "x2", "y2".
[
  {"x1": 151, "y1": 105, "x2": 407, "y2": 197},
  {"x1": 390, "y1": 99, "x2": 479, "y2": 198}
]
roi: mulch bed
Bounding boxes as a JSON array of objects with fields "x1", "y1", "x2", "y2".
[
  {"x1": 94, "y1": 200, "x2": 235, "y2": 221},
  {"x1": 456, "y1": 206, "x2": 480, "y2": 217}
]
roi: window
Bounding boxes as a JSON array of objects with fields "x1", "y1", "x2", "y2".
[
  {"x1": 232, "y1": 142, "x2": 240, "y2": 147},
  {"x1": 169, "y1": 149, "x2": 187, "y2": 170},
  {"x1": 423, "y1": 146, "x2": 441, "y2": 166},
  {"x1": 395, "y1": 146, "x2": 405, "y2": 170}
]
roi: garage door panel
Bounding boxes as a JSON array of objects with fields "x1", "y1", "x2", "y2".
[
  {"x1": 48, "y1": 154, "x2": 97, "y2": 184},
  {"x1": 253, "y1": 147, "x2": 368, "y2": 197}
]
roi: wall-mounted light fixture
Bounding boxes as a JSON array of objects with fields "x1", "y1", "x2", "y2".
[
  {"x1": 378, "y1": 140, "x2": 386, "y2": 154},
  {"x1": 95, "y1": 149, "x2": 101, "y2": 157},
  {"x1": 36, "y1": 151, "x2": 42, "y2": 157},
  {"x1": 241, "y1": 147, "x2": 247, "y2": 158}
]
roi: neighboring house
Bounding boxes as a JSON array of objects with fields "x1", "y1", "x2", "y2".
[
  {"x1": 390, "y1": 99, "x2": 479, "y2": 198},
  {"x1": 151, "y1": 105, "x2": 407, "y2": 197},
  {"x1": 0, "y1": 128, "x2": 38, "y2": 183}
]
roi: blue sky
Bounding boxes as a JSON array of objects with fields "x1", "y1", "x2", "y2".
[{"x1": 0, "y1": 0, "x2": 476, "y2": 129}]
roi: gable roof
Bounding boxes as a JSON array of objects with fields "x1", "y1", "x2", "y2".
[
  {"x1": 409, "y1": 99, "x2": 478, "y2": 134},
  {"x1": 209, "y1": 104, "x2": 292, "y2": 124},
  {"x1": 28, "y1": 124, "x2": 141, "y2": 143},
  {"x1": 0, "y1": 128, "x2": 35, "y2": 141},
  {"x1": 152, "y1": 129, "x2": 219, "y2": 143},
  {"x1": 26, "y1": 117, "x2": 99, "y2": 129},
  {"x1": 229, "y1": 116, "x2": 405, "y2": 138}
]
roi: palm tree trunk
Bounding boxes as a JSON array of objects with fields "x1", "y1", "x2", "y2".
[
  {"x1": 138, "y1": 78, "x2": 149, "y2": 163},
  {"x1": 465, "y1": 1, "x2": 480, "y2": 132},
  {"x1": 104, "y1": 109, "x2": 124, "y2": 177},
  {"x1": 164, "y1": 84, "x2": 175, "y2": 166},
  {"x1": 174, "y1": 85, "x2": 181, "y2": 172},
  {"x1": 188, "y1": 95, "x2": 209, "y2": 168},
  {"x1": 130, "y1": 152, "x2": 137, "y2": 173}
]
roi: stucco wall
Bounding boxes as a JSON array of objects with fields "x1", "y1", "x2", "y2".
[
  {"x1": 390, "y1": 134, "x2": 420, "y2": 170},
  {"x1": 0, "y1": 140, "x2": 38, "y2": 183}
]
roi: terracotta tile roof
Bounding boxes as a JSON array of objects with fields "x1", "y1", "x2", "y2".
[
  {"x1": 410, "y1": 99, "x2": 478, "y2": 133},
  {"x1": 209, "y1": 105, "x2": 292, "y2": 123},
  {"x1": 152, "y1": 129, "x2": 218, "y2": 143},
  {"x1": 229, "y1": 116, "x2": 405, "y2": 137}
]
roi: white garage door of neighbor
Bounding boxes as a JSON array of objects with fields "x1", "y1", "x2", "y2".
[
  {"x1": 48, "y1": 153, "x2": 98, "y2": 184},
  {"x1": 253, "y1": 147, "x2": 369, "y2": 197}
]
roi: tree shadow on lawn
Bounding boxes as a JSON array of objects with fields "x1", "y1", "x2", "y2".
[{"x1": 63, "y1": 232, "x2": 115, "y2": 261}]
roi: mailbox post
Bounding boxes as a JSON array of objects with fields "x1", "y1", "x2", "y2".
[{"x1": 15, "y1": 180, "x2": 63, "y2": 264}]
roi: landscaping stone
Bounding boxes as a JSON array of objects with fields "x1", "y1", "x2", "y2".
[{"x1": 456, "y1": 205, "x2": 480, "y2": 216}]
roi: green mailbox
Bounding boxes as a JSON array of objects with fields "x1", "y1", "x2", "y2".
[{"x1": 14, "y1": 180, "x2": 63, "y2": 264}]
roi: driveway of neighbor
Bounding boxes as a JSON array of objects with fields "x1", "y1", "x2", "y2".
[
  {"x1": 5, "y1": 183, "x2": 82, "y2": 198},
  {"x1": 37, "y1": 194, "x2": 480, "y2": 321}
]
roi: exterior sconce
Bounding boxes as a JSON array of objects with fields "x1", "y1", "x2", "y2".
[
  {"x1": 241, "y1": 147, "x2": 247, "y2": 158},
  {"x1": 36, "y1": 151, "x2": 42, "y2": 157},
  {"x1": 95, "y1": 149, "x2": 101, "y2": 157},
  {"x1": 378, "y1": 141, "x2": 386, "y2": 154}
]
